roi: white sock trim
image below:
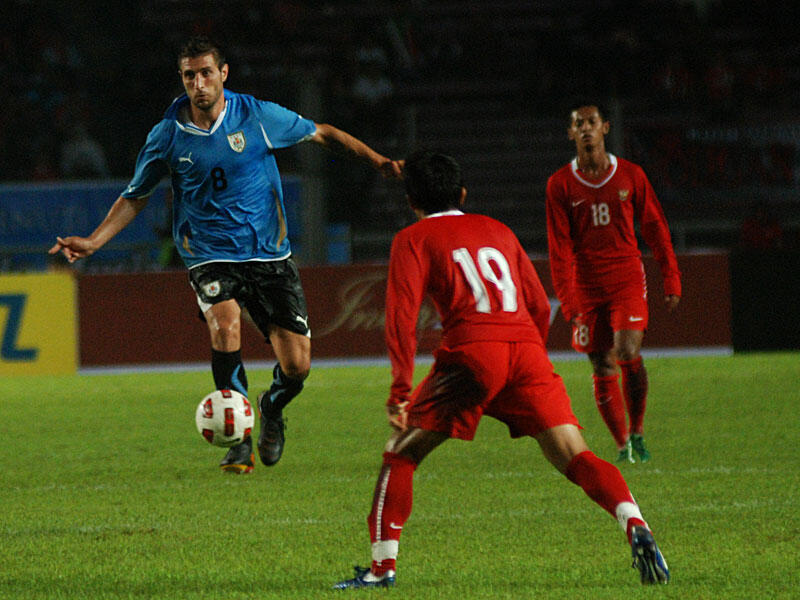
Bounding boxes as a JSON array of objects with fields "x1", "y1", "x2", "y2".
[
  {"x1": 615, "y1": 501, "x2": 646, "y2": 533},
  {"x1": 363, "y1": 569, "x2": 395, "y2": 582},
  {"x1": 371, "y1": 540, "x2": 399, "y2": 563}
]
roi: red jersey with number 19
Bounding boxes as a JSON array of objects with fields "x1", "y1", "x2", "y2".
[
  {"x1": 545, "y1": 154, "x2": 681, "y2": 321},
  {"x1": 385, "y1": 210, "x2": 552, "y2": 403}
]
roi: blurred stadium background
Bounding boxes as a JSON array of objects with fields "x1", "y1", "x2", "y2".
[{"x1": 1, "y1": 0, "x2": 798, "y2": 358}]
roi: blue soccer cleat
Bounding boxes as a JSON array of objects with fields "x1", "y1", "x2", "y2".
[
  {"x1": 333, "y1": 566, "x2": 396, "y2": 590},
  {"x1": 630, "y1": 526, "x2": 670, "y2": 584}
]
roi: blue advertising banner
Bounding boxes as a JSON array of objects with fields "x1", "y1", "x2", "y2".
[{"x1": 0, "y1": 176, "x2": 301, "y2": 271}]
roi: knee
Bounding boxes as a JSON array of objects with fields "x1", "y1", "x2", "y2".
[
  {"x1": 387, "y1": 441, "x2": 426, "y2": 466},
  {"x1": 280, "y1": 360, "x2": 310, "y2": 381},
  {"x1": 615, "y1": 344, "x2": 641, "y2": 363},
  {"x1": 614, "y1": 331, "x2": 643, "y2": 362},
  {"x1": 209, "y1": 315, "x2": 241, "y2": 350},
  {"x1": 385, "y1": 428, "x2": 446, "y2": 465}
]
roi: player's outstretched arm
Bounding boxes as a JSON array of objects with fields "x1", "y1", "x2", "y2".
[
  {"x1": 49, "y1": 195, "x2": 149, "y2": 263},
  {"x1": 311, "y1": 122, "x2": 403, "y2": 178}
]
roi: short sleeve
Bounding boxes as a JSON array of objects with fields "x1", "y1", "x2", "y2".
[
  {"x1": 121, "y1": 121, "x2": 170, "y2": 199},
  {"x1": 253, "y1": 100, "x2": 317, "y2": 150}
]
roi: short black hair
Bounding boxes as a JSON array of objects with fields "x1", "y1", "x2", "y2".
[
  {"x1": 567, "y1": 102, "x2": 608, "y2": 125},
  {"x1": 404, "y1": 150, "x2": 464, "y2": 214},
  {"x1": 177, "y1": 35, "x2": 226, "y2": 69}
]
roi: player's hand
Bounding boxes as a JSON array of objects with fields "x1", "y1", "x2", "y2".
[
  {"x1": 664, "y1": 295, "x2": 680, "y2": 313},
  {"x1": 379, "y1": 159, "x2": 404, "y2": 179},
  {"x1": 386, "y1": 397, "x2": 409, "y2": 431},
  {"x1": 48, "y1": 236, "x2": 96, "y2": 263}
]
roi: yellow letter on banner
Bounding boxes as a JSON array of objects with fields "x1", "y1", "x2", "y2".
[{"x1": 0, "y1": 273, "x2": 77, "y2": 375}]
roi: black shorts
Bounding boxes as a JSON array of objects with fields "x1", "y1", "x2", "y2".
[{"x1": 189, "y1": 258, "x2": 310, "y2": 340}]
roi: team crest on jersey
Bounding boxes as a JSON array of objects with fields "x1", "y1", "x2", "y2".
[
  {"x1": 619, "y1": 189, "x2": 630, "y2": 202},
  {"x1": 227, "y1": 131, "x2": 246, "y2": 153},
  {"x1": 203, "y1": 281, "x2": 221, "y2": 297}
]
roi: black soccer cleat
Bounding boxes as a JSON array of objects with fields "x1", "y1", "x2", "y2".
[
  {"x1": 631, "y1": 526, "x2": 670, "y2": 584},
  {"x1": 219, "y1": 437, "x2": 254, "y2": 474},
  {"x1": 257, "y1": 390, "x2": 286, "y2": 466}
]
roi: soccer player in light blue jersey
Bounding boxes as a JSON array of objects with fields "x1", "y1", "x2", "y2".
[{"x1": 50, "y1": 36, "x2": 403, "y2": 473}]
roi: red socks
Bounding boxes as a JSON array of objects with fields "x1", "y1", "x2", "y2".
[
  {"x1": 565, "y1": 450, "x2": 633, "y2": 516},
  {"x1": 593, "y1": 374, "x2": 628, "y2": 448},
  {"x1": 594, "y1": 358, "x2": 649, "y2": 444},
  {"x1": 365, "y1": 449, "x2": 651, "y2": 574},
  {"x1": 565, "y1": 450, "x2": 647, "y2": 541},
  {"x1": 618, "y1": 357, "x2": 648, "y2": 435},
  {"x1": 367, "y1": 452, "x2": 417, "y2": 575}
]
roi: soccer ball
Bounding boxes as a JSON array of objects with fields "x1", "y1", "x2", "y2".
[{"x1": 195, "y1": 389, "x2": 254, "y2": 447}]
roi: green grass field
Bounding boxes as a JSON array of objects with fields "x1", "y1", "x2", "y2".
[{"x1": 1, "y1": 352, "x2": 798, "y2": 599}]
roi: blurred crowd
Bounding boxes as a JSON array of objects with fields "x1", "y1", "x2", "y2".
[{"x1": 2, "y1": 1, "x2": 797, "y2": 190}]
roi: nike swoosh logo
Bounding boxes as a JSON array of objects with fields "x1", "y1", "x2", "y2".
[
  {"x1": 389, "y1": 522, "x2": 403, "y2": 530},
  {"x1": 571, "y1": 199, "x2": 585, "y2": 207},
  {"x1": 628, "y1": 316, "x2": 644, "y2": 322}
]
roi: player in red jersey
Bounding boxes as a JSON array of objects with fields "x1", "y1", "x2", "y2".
[
  {"x1": 545, "y1": 104, "x2": 681, "y2": 464},
  {"x1": 333, "y1": 150, "x2": 669, "y2": 589}
]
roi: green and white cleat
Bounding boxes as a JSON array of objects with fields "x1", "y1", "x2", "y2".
[
  {"x1": 630, "y1": 434, "x2": 651, "y2": 463},
  {"x1": 616, "y1": 439, "x2": 635, "y2": 464}
]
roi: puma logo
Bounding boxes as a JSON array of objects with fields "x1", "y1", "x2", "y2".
[{"x1": 178, "y1": 152, "x2": 194, "y2": 165}]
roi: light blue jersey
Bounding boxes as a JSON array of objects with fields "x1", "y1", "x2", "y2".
[{"x1": 122, "y1": 91, "x2": 317, "y2": 268}]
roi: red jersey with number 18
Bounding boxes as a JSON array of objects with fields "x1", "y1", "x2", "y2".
[
  {"x1": 385, "y1": 210, "x2": 552, "y2": 403},
  {"x1": 545, "y1": 154, "x2": 681, "y2": 321}
]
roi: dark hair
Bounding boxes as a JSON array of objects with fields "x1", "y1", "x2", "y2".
[
  {"x1": 177, "y1": 35, "x2": 226, "y2": 69},
  {"x1": 567, "y1": 102, "x2": 608, "y2": 125},
  {"x1": 404, "y1": 150, "x2": 464, "y2": 214}
]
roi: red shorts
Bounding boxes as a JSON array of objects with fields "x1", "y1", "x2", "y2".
[
  {"x1": 570, "y1": 288, "x2": 649, "y2": 353},
  {"x1": 406, "y1": 341, "x2": 580, "y2": 440}
]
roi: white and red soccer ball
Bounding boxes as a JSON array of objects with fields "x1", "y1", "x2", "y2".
[{"x1": 195, "y1": 389, "x2": 254, "y2": 447}]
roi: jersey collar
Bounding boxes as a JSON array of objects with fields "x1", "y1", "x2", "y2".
[
  {"x1": 570, "y1": 153, "x2": 617, "y2": 188},
  {"x1": 424, "y1": 209, "x2": 464, "y2": 219},
  {"x1": 175, "y1": 96, "x2": 229, "y2": 136}
]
